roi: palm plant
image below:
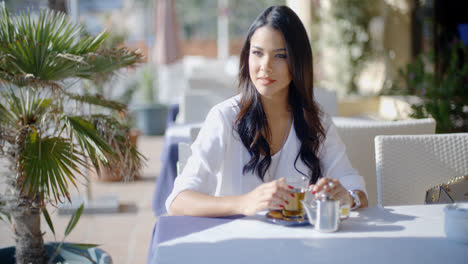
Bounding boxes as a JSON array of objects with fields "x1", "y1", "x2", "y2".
[{"x1": 0, "y1": 5, "x2": 143, "y2": 264}]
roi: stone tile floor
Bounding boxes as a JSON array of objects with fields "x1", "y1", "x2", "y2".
[{"x1": 0, "y1": 136, "x2": 164, "y2": 264}]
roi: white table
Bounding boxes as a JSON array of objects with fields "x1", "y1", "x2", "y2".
[{"x1": 148, "y1": 204, "x2": 468, "y2": 264}]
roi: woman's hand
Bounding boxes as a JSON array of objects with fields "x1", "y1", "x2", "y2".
[
  {"x1": 239, "y1": 178, "x2": 293, "y2": 216},
  {"x1": 310, "y1": 178, "x2": 353, "y2": 206}
]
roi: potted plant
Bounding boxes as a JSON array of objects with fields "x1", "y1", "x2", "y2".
[
  {"x1": 386, "y1": 39, "x2": 468, "y2": 133},
  {"x1": 0, "y1": 5, "x2": 143, "y2": 263},
  {"x1": 89, "y1": 113, "x2": 145, "y2": 182},
  {"x1": 81, "y1": 30, "x2": 145, "y2": 182},
  {"x1": 130, "y1": 64, "x2": 168, "y2": 136}
]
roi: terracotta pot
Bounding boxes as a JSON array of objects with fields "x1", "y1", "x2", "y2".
[{"x1": 91, "y1": 129, "x2": 141, "y2": 182}]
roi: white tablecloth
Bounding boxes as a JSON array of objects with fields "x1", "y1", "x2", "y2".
[{"x1": 152, "y1": 204, "x2": 468, "y2": 264}]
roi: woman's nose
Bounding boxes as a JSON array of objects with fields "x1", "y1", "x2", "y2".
[{"x1": 261, "y1": 56, "x2": 273, "y2": 73}]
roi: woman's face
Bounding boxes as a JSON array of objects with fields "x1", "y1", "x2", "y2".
[{"x1": 249, "y1": 26, "x2": 291, "y2": 100}]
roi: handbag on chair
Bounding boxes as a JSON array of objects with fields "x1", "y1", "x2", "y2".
[{"x1": 425, "y1": 176, "x2": 468, "y2": 204}]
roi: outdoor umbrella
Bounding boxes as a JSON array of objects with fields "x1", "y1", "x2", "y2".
[{"x1": 153, "y1": 0, "x2": 182, "y2": 65}]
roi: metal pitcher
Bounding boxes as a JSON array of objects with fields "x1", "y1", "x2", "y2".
[{"x1": 301, "y1": 193, "x2": 340, "y2": 232}]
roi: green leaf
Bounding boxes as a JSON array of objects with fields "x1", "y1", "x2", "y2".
[
  {"x1": 81, "y1": 47, "x2": 143, "y2": 77},
  {"x1": 0, "y1": 101, "x2": 16, "y2": 125},
  {"x1": 42, "y1": 208, "x2": 56, "y2": 239},
  {"x1": 0, "y1": 85, "x2": 57, "y2": 128},
  {"x1": 0, "y1": 5, "x2": 141, "y2": 87},
  {"x1": 20, "y1": 135, "x2": 84, "y2": 203},
  {"x1": 64, "y1": 203, "x2": 84, "y2": 237},
  {"x1": 60, "y1": 245, "x2": 99, "y2": 264},
  {"x1": 65, "y1": 92, "x2": 127, "y2": 112},
  {"x1": 86, "y1": 114, "x2": 146, "y2": 179},
  {"x1": 64, "y1": 243, "x2": 100, "y2": 250},
  {"x1": 62, "y1": 115, "x2": 115, "y2": 169}
]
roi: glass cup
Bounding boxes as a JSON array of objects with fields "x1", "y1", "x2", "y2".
[{"x1": 282, "y1": 176, "x2": 309, "y2": 218}]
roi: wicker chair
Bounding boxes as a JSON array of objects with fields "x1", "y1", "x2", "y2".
[
  {"x1": 375, "y1": 133, "x2": 468, "y2": 207},
  {"x1": 332, "y1": 117, "x2": 436, "y2": 207}
]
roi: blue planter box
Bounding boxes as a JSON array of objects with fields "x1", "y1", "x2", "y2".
[
  {"x1": 0, "y1": 242, "x2": 112, "y2": 264},
  {"x1": 133, "y1": 104, "x2": 168, "y2": 136}
]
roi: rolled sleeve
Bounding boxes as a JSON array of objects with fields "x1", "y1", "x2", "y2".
[{"x1": 165, "y1": 107, "x2": 228, "y2": 213}]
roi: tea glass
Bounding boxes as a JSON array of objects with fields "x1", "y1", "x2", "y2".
[{"x1": 282, "y1": 176, "x2": 309, "y2": 218}]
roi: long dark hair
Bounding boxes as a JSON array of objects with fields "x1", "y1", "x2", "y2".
[{"x1": 235, "y1": 6, "x2": 325, "y2": 184}]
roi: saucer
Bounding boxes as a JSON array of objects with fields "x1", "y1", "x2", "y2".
[{"x1": 265, "y1": 210, "x2": 311, "y2": 227}]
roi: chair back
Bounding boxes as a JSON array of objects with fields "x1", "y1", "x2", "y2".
[
  {"x1": 177, "y1": 142, "x2": 192, "y2": 175},
  {"x1": 333, "y1": 117, "x2": 436, "y2": 207},
  {"x1": 375, "y1": 133, "x2": 468, "y2": 207},
  {"x1": 314, "y1": 87, "x2": 337, "y2": 116},
  {"x1": 190, "y1": 126, "x2": 201, "y2": 142},
  {"x1": 178, "y1": 88, "x2": 236, "y2": 124}
]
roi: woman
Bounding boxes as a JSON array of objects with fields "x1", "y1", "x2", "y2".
[{"x1": 167, "y1": 6, "x2": 368, "y2": 217}]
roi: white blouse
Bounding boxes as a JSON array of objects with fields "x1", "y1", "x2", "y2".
[{"x1": 166, "y1": 96, "x2": 366, "y2": 213}]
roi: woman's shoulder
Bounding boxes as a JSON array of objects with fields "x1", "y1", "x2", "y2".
[
  {"x1": 319, "y1": 112, "x2": 333, "y2": 131},
  {"x1": 209, "y1": 94, "x2": 241, "y2": 122}
]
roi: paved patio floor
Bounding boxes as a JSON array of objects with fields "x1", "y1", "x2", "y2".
[{"x1": 0, "y1": 135, "x2": 164, "y2": 264}]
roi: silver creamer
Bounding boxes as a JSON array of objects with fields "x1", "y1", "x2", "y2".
[{"x1": 301, "y1": 193, "x2": 340, "y2": 232}]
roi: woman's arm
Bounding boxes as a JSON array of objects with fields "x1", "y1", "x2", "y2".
[
  {"x1": 354, "y1": 190, "x2": 368, "y2": 208},
  {"x1": 169, "y1": 190, "x2": 244, "y2": 217},
  {"x1": 169, "y1": 178, "x2": 292, "y2": 216},
  {"x1": 166, "y1": 107, "x2": 229, "y2": 215}
]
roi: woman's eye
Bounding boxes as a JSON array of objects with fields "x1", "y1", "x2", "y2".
[
  {"x1": 276, "y1": 54, "x2": 287, "y2": 59},
  {"x1": 252, "y1": 50, "x2": 262, "y2": 56}
]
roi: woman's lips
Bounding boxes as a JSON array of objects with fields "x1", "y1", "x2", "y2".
[{"x1": 258, "y1": 77, "x2": 276, "y2": 85}]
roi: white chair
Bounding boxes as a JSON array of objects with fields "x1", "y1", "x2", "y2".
[
  {"x1": 315, "y1": 87, "x2": 337, "y2": 116},
  {"x1": 177, "y1": 142, "x2": 192, "y2": 175},
  {"x1": 375, "y1": 133, "x2": 468, "y2": 207},
  {"x1": 177, "y1": 88, "x2": 236, "y2": 124},
  {"x1": 176, "y1": 127, "x2": 200, "y2": 175},
  {"x1": 164, "y1": 122, "x2": 203, "y2": 141},
  {"x1": 190, "y1": 126, "x2": 201, "y2": 142},
  {"x1": 187, "y1": 76, "x2": 237, "y2": 92},
  {"x1": 332, "y1": 117, "x2": 436, "y2": 207}
]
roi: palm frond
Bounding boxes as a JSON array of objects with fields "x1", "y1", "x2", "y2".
[
  {"x1": 0, "y1": 99, "x2": 16, "y2": 126},
  {"x1": 89, "y1": 114, "x2": 146, "y2": 180},
  {"x1": 0, "y1": 85, "x2": 55, "y2": 128},
  {"x1": 78, "y1": 48, "x2": 143, "y2": 79},
  {"x1": 65, "y1": 92, "x2": 127, "y2": 112},
  {"x1": 20, "y1": 133, "x2": 85, "y2": 204},
  {"x1": 62, "y1": 116, "x2": 115, "y2": 170},
  {"x1": 0, "y1": 6, "x2": 142, "y2": 87},
  {"x1": 64, "y1": 203, "x2": 84, "y2": 236},
  {"x1": 42, "y1": 208, "x2": 56, "y2": 239}
]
